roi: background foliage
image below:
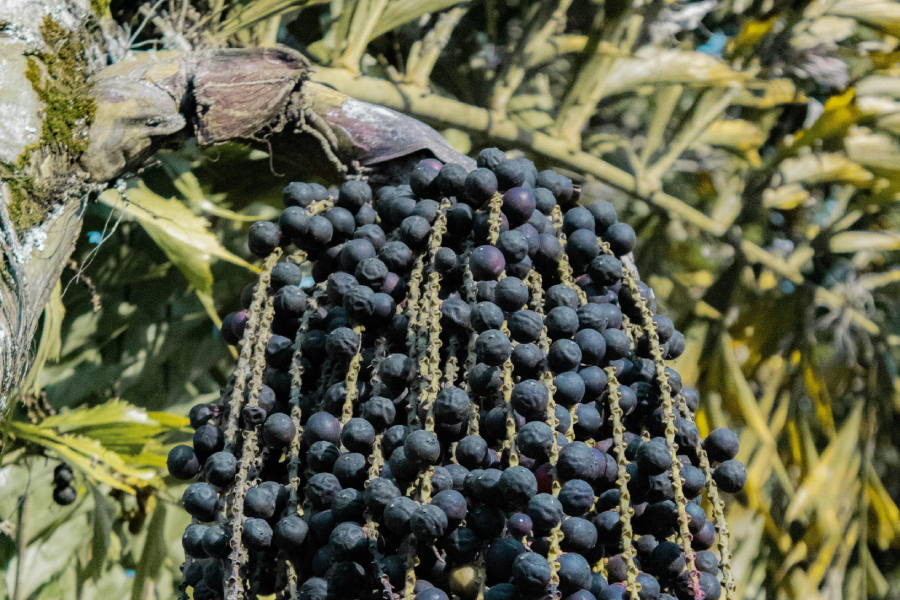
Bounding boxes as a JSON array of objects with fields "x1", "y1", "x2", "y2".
[{"x1": 4, "y1": 0, "x2": 900, "y2": 598}]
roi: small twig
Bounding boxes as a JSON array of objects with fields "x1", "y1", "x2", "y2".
[
  {"x1": 644, "y1": 86, "x2": 742, "y2": 185},
  {"x1": 334, "y1": 0, "x2": 390, "y2": 73},
  {"x1": 130, "y1": 0, "x2": 168, "y2": 47},
  {"x1": 639, "y1": 84, "x2": 682, "y2": 169},
  {"x1": 65, "y1": 260, "x2": 101, "y2": 312},
  {"x1": 177, "y1": 0, "x2": 190, "y2": 36},
  {"x1": 525, "y1": 34, "x2": 587, "y2": 67},
  {"x1": 61, "y1": 204, "x2": 123, "y2": 303},
  {"x1": 553, "y1": 14, "x2": 643, "y2": 146},
  {"x1": 490, "y1": 0, "x2": 574, "y2": 114},
  {"x1": 403, "y1": 7, "x2": 468, "y2": 88}
]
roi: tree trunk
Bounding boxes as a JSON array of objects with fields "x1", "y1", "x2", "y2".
[{"x1": 0, "y1": 3, "x2": 472, "y2": 415}]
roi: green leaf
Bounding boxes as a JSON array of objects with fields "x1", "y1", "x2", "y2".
[
  {"x1": 27, "y1": 400, "x2": 188, "y2": 474},
  {"x1": 372, "y1": 0, "x2": 468, "y2": 40},
  {"x1": 829, "y1": 0, "x2": 900, "y2": 37},
  {"x1": 98, "y1": 185, "x2": 257, "y2": 299},
  {"x1": 217, "y1": 0, "x2": 330, "y2": 37},
  {"x1": 84, "y1": 486, "x2": 117, "y2": 580},
  {"x1": 131, "y1": 503, "x2": 169, "y2": 600},
  {"x1": 9, "y1": 422, "x2": 157, "y2": 493},
  {"x1": 844, "y1": 130, "x2": 900, "y2": 176},
  {"x1": 174, "y1": 172, "x2": 267, "y2": 222},
  {"x1": 829, "y1": 231, "x2": 900, "y2": 252},
  {"x1": 603, "y1": 49, "x2": 746, "y2": 97},
  {"x1": 41, "y1": 398, "x2": 186, "y2": 433},
  {"x1": 22, "y1": 281, "x2": 65, "y2": 396},
  {"x1": 4, "y1": 511, "x2": 92, "y2": 599}
]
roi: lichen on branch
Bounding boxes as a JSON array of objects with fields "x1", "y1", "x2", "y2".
[
  {"x1": 4, "y1": 15, "x2": 96, "y2": 232},
  {"x1": 24, "y1": 16, "x2": 96, "y2": 154}
]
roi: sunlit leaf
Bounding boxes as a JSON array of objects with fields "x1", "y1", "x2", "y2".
[
  {"x1": 803, "y1": 361, "x2": 836, "y2": 435},
  {"x1": 8, "y1": 422, "x2": 157, "y2": 493},
  {"x1": 733, "y1": 79, "x2": 804, "y2": 108},
  {"x1": 371, "y1": 0, "x2": 467, "y2": 40},
  {"x1": 84, "y1": 486, "x2": 116, "y2": 580},
  {"x1": 763, "y1": 183, "x2": 814, "y2": 209},
  {"x1": 603, "y1": 49, "x2": 747, "y2": 97},
  {"x1": 99, "y1": 186, "x2": 256, "y2": 295},
  {"x1": 174, "y1": 172, "x2": 266, "y2": 222},
  {"x1": 718, "y1": 334, "x2": 795, "y2": 492},
  {"x1": 829, "y1": 0, "x2": 900, "y2": 37},
  {"x1": 729, "y1": 16, "x2": 776, "y2": 51},
  {"x1": 844, "y1": 129, "x2": 900, "y2": 176},
  {"x1": 786, "y1": 405, "x2": 862, "y2": 522},
  {"x1": 217, "y1": 0, "x2": 329, "y2": 37},
  {"x1": 23, "y1": 281, "x2": 65, "y2": 396},
  {"x1": 791, "y1": 89, "x2": 863, "y2": 149},
  {"x1": 830, "y1": 231, "x2": 900, "y2": 252},
  {"x1": 779, "y1": 152, "x2": 873, "y2": 186},
  {"x1": 38, "y1": 400, "x2": 188, "y2": 456},
  {"x1": 698, "y1": 119, "x2": 765, "y2": 151},
  {"x1": 131, "y1": 503, "x2": 169, "y2": 600},
  {"x1": 793, "y1": 16, "x2": 856, "y2": 49},
  {"x1": 867, "y1": 471, "x2": 900, "y2": 548}
]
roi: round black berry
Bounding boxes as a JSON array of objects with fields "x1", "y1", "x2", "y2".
[
  {"x1": 243, "y1": 517, "x2": 272, "y2": 550},
  {"x1": 559, "y1": 479, "x2": 595, "y2": 516},
  {"x1": 283, "y1": 182, "x2": 314, "y2": 208},
  {"x1": 204, "y1": 451, "x2": 237, "y2": 486},
  {"x1": 182, "y1": 482, "x2": 218, "y2": 521},
  {"x1": 636, "y1": 438, "x2": 671, "y2": 476},
  {"x1": 705, "y1": 428, "x2": 739, "y2": 463},
  {"x1": 405, "y1": 430, "x2": 441, "y2": 467},
  {"x1": 560, "y1": 516, "x2": 597, "y2": 554},
  {"x1": 557, "y1": 552, "x2": 591, "y2": 594},
  {"x1": 201, "y1": 524, "x2": 231, "y2": 558},
  {"x1": 475, "y1": 329, "x2": 512, "y2": 366},
  {"x1": 567, "y1": 229, "x2": 600, "y2": 266},
  {"x1": 384, "y1": 496, "x2": 418, "y2": 535},
  {"x1": 472, "y1": 302, "x2": 505, "y2": 332},
  {"x1": 337, "y1": 180, "x2": 372, "y2": 211},
  {"x1": 712, "y1": 459, "x2": 746, "y2": 493},
  {"x1": 193, "y1": 424, "x2": 224, "y2": 459},
  {"x1": 168, "y1": 445, "x2": 200, "y2": 480},
  {"x1": 501, "y1": 188, "x2": 536, "y2": 226},
  {"x1": 548, "y1": 339, "x2": 582, "y2": 372},
  {"x1": 248, "y1": 221, "x2": 282, "y2": 257},
  {"x1": 512, "y1": 552, "x2": 551, "y2": 598},
  {"x1": 306, "y1": 472, "x2": 342, "y2": 509},
  {"x1": 470, "y1": 245, "x2": 506, "y2": 281},
  {"x1": 546, "y1": 306, "x2": 579, "y2": 340},
  {"x1": 603, "y1": 223, "x2": 636, "y2": 256},
  {"x1": 263, "y1": 413, "x2": 296, "y2": 448},
  {"x1": 510, "y1": 380, "x2": 549, "y2": 421},
  {"x1": 527, "y1": 493, "x2": 563, "y2": 534}
]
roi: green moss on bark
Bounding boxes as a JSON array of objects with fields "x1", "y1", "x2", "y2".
[
  {"x1": 25, "y1": 16, "x2": 95, "y2": 154},
  {"x1": 90, "y1": 0, "x2": 111, "y2": 16},
  {"x1": 4, "y1": 16, "x2": 95, "y2": 232},
  {"x1": 0, "y1": 163, "x2": 39, "y2": 230}
]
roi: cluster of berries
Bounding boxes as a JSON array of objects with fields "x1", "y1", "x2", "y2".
[
  {"x1": 52, "y1": 463, "x2": 77, "y2": 506},
  {"x1": 169, "y1": 148, "x2": 745, "y2": 600}
]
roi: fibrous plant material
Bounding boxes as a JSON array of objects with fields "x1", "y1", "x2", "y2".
[{"x1": 170, "y1": 150, "x2": 745, "y2": 600}]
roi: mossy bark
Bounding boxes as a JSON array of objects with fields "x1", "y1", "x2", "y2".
[{"x1": 0, "y1": 6, "x2": 99, "y2": 412}]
